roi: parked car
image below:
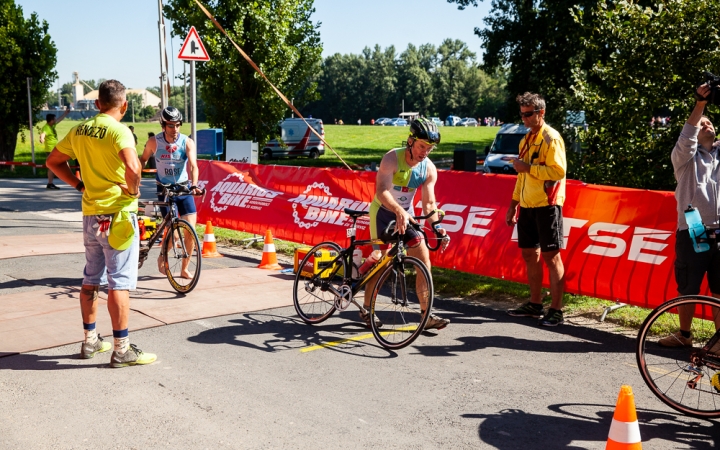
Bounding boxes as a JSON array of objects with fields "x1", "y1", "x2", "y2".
[
  {"x1": 430, "y1": 117, "x2": 443, "y2": 127},
  {"x1": 262, "y1": 118, "x2": 325, "y2": 160},
  {"x1": 445, "y1": 115, "x2": 461, "y2": 126},
  {"x1": 481, "y1": 123, "x2": 530, "y2": 174},
  {"x1": 459, "y1": 118, "x2": 478, "y2": 127},
  {"x1": 385, "y1": 118, "x2": 408, "y2": 126},
  {"x1": 375, "y1": 117, "x2": 390, "y2": 125}
]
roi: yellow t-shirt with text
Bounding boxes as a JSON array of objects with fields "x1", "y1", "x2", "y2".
[
  {"x1": 56, "y1": 114, "x2": 137, "y2": 215},
  {"x1": 511, "y1": 123, "x2": 567, "y2": 208}
]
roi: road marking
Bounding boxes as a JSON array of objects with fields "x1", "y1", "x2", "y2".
[{"x1": 300, "y1": 325, "x2": 417, "y2": 352}]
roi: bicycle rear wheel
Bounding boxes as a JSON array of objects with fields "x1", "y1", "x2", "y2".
[
  {"x1": 370, "y1": 256, "x2": 432, "y2": 350},
  {"x1": 636, "y1": 295, "x2": 720, "y2": 418},
  {"x1": 162, "y1": 219, "x2": 201, "y2": 294},
  {"x1": 293, "y1": 242, "x2": 344, "y2": 324}
]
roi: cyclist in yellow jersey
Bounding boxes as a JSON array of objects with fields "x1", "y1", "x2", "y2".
[
  {"x1": 39, "y1": 107, "x2": 70, "y2": 189},
  {"x1": 362, "y1": 117, "x2": 450, "y2": 330},
  {"x1": 46, "y1": 79, "x2": 156, "y2": 368},
  {"x1": 506, "y1": 92, "x2": 567, "y2": 327}
]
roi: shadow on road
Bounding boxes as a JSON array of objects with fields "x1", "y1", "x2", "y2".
[
  {"x1": 0, "y1": 351, "x2": 109, "y2": 370},
  {"x1": 462, "y1": 404, "x2": 717, "y2": 449},
  {"x1": 187, "y1": 312, "x2": 398, "y2": 358}
]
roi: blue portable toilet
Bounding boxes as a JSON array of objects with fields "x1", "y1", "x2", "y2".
[{"x1": 196, "y1": 129, "x2": 224, "y2": 159}]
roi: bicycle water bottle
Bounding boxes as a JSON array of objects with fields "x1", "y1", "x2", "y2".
[
  {"x1": 359, "y1": 250, "x2": 382, "y2": 276},
  {"x1": 685, "y1": 205, "x2": 710, "y2": 253},
  {"x1": 352, "y1": 249, "x2": 363, "y2": 278}
]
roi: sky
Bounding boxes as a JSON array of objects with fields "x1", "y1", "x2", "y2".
[{"x1": 16, "y1": 0, "x2": 491, "y2": 92}]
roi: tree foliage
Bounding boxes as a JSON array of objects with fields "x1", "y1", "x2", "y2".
[
  {"x1": 164, "y1": 0, "x2": 322, "y2": 144},
  {"x1": 305, "y1": 39, "x2": 508, "y2": 123},
  {"x1": 0, "y1": 0, "x2": 57, "y2": 162},
  {"x1": 571, "y1": 0, "x2": 720, "y2": 190}
]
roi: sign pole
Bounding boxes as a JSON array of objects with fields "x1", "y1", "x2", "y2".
[
  {"x1": 191, "y1": 60, "x2": 197, "y2": 145},
  {"x1": 157, "y1": 0, "x2": 168, "y2": 108},
  {"x1": 26, "y1": 77, "x2": 36, "y2": 175}
]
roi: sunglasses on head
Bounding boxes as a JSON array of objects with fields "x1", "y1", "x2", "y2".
[{"x1": 520, "y1": 109, "x2": 542, "y2": 118}]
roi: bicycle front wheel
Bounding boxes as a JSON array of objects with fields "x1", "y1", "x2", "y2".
[
  {"x1": 293, "y1": 242, "x2": 344, "y2": 324},
  {"x1": 162, "y1": 219, "x2": 202, "y2": 294},
  {"x1": 370, "y1": 256, "x2": 432, "y2": 350},
  {"x1": 636, "y1": 295, "x2": 720, "y2": 418}
]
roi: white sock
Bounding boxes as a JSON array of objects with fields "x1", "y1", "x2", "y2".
[
  {"x1": 84, "y1": 329, "x2": 98, "y2": 344},
  {"x1": 114, "y1": 337, "x2": 129, "y2": 354}
]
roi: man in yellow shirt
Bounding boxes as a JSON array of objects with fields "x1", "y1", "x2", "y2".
[
  {"x1": 505, "y1": 92, "x2": 567, "y2": 326},
  {"x1": 39, "y1": 108, "x2": 70, "y2": 189},
  {"x1": 46, "y1": 79, "x2": 156, "y2": 368}
]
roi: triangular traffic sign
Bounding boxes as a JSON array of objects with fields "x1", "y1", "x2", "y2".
[{"x1": 178, "y1": 26, "x2": 210, "y2": 61}]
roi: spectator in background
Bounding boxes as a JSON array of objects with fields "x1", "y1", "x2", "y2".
[
  {"x1": 506, "y1": 92, "x2": 568, "y2": 327},
  {"x1": 128, "y1": 125, "x2": 138, "y2": 145},
  {"x1": 338, "y1": 119, "x2": 344, "y2": 125},
  {"x1": 39, "y1": 108, "x2": 70, "y2": 189},
  {"x1": 371, "y1": 118, "x2": 375, "y2": 125},
  {"x1": 145, "y1": 132, "x2": 157, "y2": 170},
  {"x1": 661, "y1": 82, "x2": 720, "y2": 347},
  {"x1": 358, "y1": 118, "x2": 362, "y2": 126}
]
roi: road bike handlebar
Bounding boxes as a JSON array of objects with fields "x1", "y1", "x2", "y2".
[
  {"x1": 383, "y1": 210, "x2": 449, "y2": 251},
  {"x1": 156, "y1": 181, "x2": 206, "y2": 198}
]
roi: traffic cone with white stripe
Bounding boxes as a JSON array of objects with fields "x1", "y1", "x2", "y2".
[
  {"x1": 258, "y1": 230, "x2": 282, "y2": 270},
  {"x1": 606, "y1": 385, "x2": 642, "y2": 450},
  {"x1": 201, "y1": 221, "x2": 223, "y2": 258}
]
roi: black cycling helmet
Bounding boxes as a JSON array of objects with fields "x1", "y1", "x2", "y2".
[
  {"x1": 160, "y1": 106, "x2": 183, "y2": 125},
  {"x1": 409, "y1": 117, "x2": 441, "y2": 145}
]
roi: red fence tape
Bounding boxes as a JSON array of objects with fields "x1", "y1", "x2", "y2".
[{"x1": 195, "y1": 160, "x2": 685, "y2": 309}]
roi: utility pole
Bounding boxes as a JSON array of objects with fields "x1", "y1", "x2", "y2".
[
  {"x1": 26, "y1": 78, "x2": 36, "y2": 175},
  {"x1": 157, "y1": 0, "x2": 168, "y2": 108}
]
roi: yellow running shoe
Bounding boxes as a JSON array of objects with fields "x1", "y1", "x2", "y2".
[{"x1": 110, "y1": 344, "x2": 157, "y2": 368}]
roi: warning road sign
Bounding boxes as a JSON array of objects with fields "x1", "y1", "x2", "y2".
[{"x1": 178, "y1": 26, "x2": 210, "y2": 61}]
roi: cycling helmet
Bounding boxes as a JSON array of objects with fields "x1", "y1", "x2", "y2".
[
  {"x1": 160, "y1": 106, "x2": 183, "y2": 125},
  {"x1": 409, "y1": 117, "x2": 441, "y2": 145}
]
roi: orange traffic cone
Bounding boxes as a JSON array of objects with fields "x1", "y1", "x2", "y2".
[
  {"x1": 606, "y1": 385, "x2": 642, "y2": 449},
  {"x1": 201, "y1": 221, "x2": 223, "y2": 258},
  {"x1": 258, "y1": 230, "x2": 282, "y2": 270}
]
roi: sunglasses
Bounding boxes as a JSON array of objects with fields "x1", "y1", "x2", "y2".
[
  {"x1": 164, "y1": 123, "x2": 181, "y2": 129},
  {"x1": 520, "y1": 109, "x2": 542, "y2": 118}
]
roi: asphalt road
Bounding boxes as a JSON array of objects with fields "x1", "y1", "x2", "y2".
[{"x1": 0, "y1": 178, "x2": 718, "y2": 449}]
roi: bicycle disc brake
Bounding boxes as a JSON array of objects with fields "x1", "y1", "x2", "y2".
[{"x1": 334, "y1": 285, "x2": 353, "y2": 311}]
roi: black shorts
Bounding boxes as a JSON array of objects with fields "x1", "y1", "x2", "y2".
[
  {"x1": 371, "y1": 206, "x2": 423, "y2": 248},
  {"x1": 517, "y1": 205, "x2": 563, "y2": 252},
  {"x1": 156, "y1": 184, "x2": 197, "y2": 218},
  {"x1": 674, "y1": 229, "x2": 720, "y2": 295}
]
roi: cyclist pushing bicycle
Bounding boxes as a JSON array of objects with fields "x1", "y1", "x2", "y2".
[
  {"x1": 140, "y1": 106, "x2": 202, "y2": 279},
  {"x1": 362, "y1": 117, "x2": 450, "y2": 330}
]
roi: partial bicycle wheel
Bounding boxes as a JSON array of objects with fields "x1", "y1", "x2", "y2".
[
  {"x1": 636, "y1": 295, "x2": 720, "y2": 418},
  {"x1": 293, "y1": 242, "x2": 345, "y2": 324},
  {"x1": 370, "y1": 256, "x2": 432, "y2": 350},
  {"x1": 162, "y1": 219, "x2": 201, "y2": 294}
]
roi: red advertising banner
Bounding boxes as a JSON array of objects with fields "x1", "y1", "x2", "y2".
[{"x1": 195, "y1": 160, "x2": 684, "y2": 310}]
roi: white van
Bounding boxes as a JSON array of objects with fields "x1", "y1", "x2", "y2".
[
  {"x1": 482, "y1": 123, "x2": 530, "y2": 174},
  {"x1": 262, "y1": 118, "x2": 325, "y2": 159}
]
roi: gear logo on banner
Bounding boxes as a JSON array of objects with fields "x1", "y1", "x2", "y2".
[
  {"x1": 288, "y1": 182, "x2": 370, "y2": 230},
  {"x1": 208, "y1": 172, "x2": 281, "y2": 213}
]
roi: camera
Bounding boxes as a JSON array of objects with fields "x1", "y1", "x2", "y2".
[{"x1": 696, "y1": 71, "x2": 720, "y2": 105}]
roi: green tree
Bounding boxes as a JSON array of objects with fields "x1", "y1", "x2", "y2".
[
  {"x1": 164, "y1": 0, "x2": 322, "y2": 144},
  {"x1": 571, "y1": 0, "x2": 720, "y2": 190},
  {"x1": 433, "y1": 39, "x2": 480, "y2": 118},
  {"x1": 0, "y1": 0, "x2": 58, "y2": 163},
  {"x1": 397, "y1": 44, "x2": 436, "y2": 117}
]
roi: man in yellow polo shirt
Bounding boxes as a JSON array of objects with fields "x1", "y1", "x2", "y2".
[
  {"x1": 39, "y1": 108, "x2": 70, "y2": 189},
  {"x1": 46, "y1": 79, "x2": 156, "y2": 368},
  {"x1": 505, "y1": 92, "x2": 567, "y2": 327}
]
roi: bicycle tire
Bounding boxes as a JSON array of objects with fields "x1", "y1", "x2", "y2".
[
  {"x1": 636, "y1": 295, "x2": 720, "y2": 418},
  {"x1": 162, "y1": 219, "x2": 202, "y2": 294},
  {"x1": 293, "y1": 242, "x2": 345, "y2": 324},
  {"x1": 370, "y1": 256, "x2": 432, "y2": 350}
]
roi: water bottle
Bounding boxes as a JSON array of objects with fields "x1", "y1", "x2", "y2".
[
  {"x1": 359, "y1": 250, "x2": 382, "y2": 276},
  {"x1": 352, "y1": 249, "x2": 363, "y2": 278},
  {"x1": 685, "y1": 205, "x2": 710, "y2": 253}
]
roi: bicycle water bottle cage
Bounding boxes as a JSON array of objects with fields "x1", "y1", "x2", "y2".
[{"x1": 685, "y1": 205, "x2": 710, "y2": 253}]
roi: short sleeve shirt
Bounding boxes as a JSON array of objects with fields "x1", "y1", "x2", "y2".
[
  {"x1": 55, "y1": 114, "x2": 137, "y2": 215},
  {"x1": 41, "y1": 123, "x2": 57, "y2": 153}
]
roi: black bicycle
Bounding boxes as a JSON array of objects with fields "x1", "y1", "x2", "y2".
[
  {"x1": 293, "y1": 208, "x2": 447, "y2": 350},
  {"x1": 636, "y1": 295, "x2": 720, "y2": 418},
  {"x1": 138, "y1": 182, "x2": 205, "y2": 294}
]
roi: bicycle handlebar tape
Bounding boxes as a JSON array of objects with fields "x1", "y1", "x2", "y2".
[
  {"x1": 201, "y1": 221, "x2": 223, "y2": 258},
  {"x1": 258, "y1": 230, "x2": 283, "y2": 270},
  {"x1": 605, "y1": 385, "x2": 643, "y2": 450}
]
